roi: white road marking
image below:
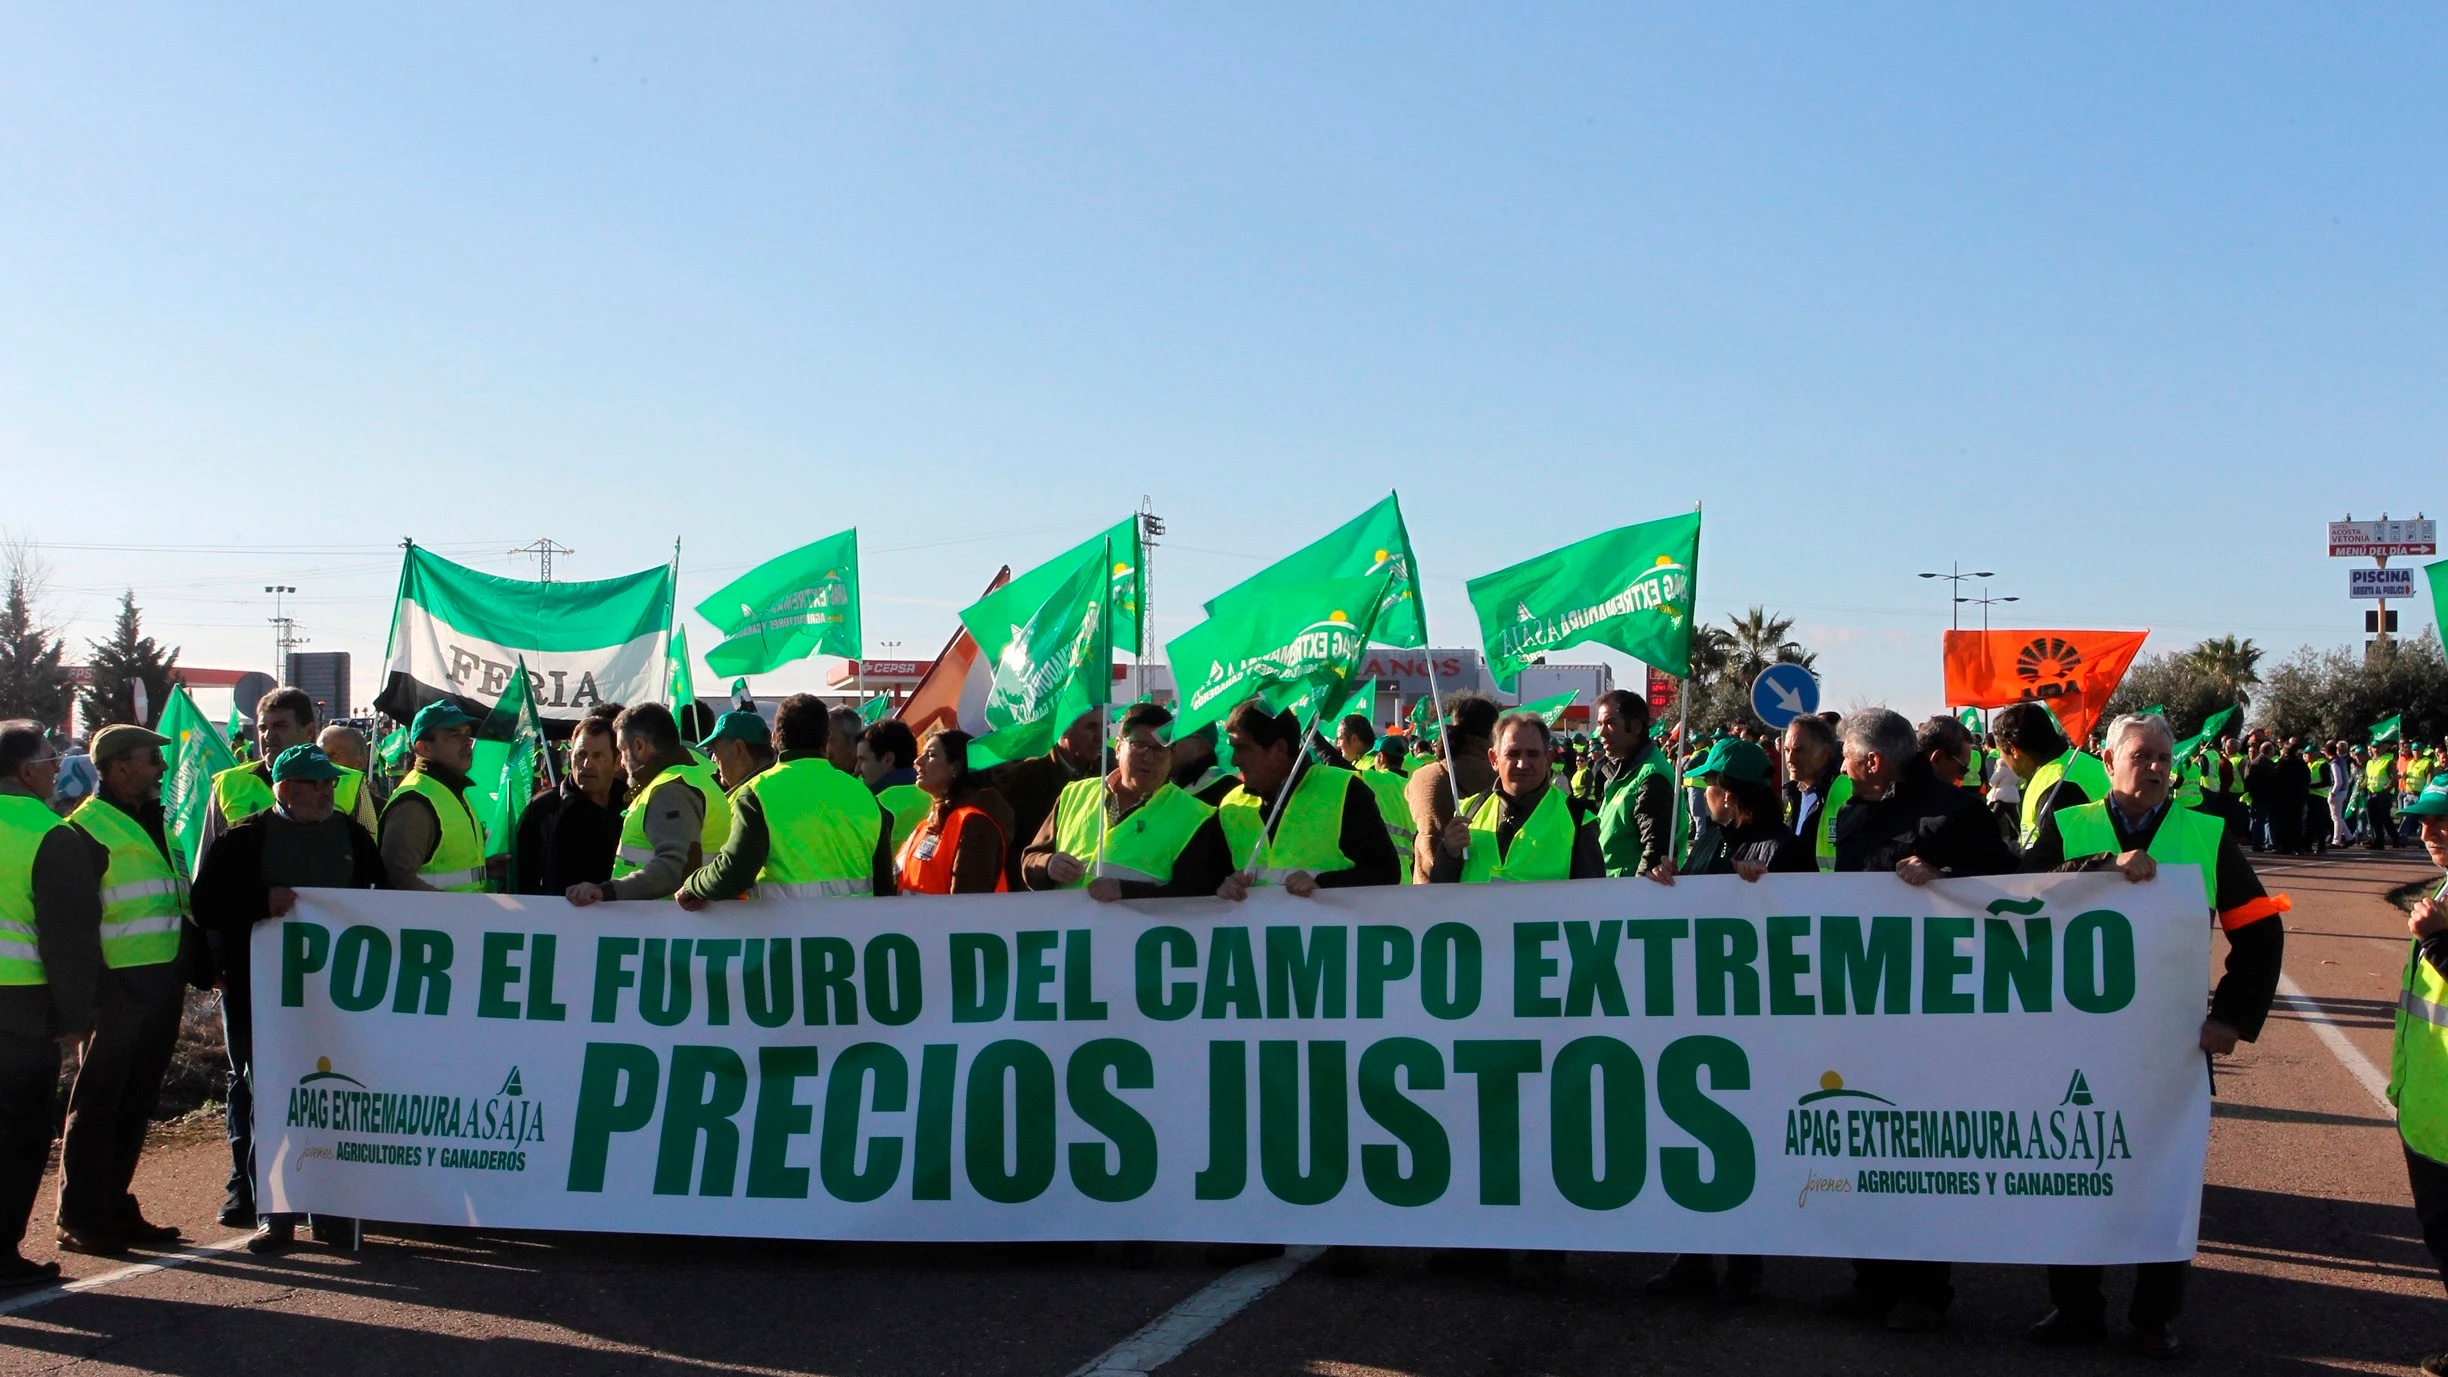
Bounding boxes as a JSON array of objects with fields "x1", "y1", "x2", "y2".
[
  {"x1": 1068, "y1": 1246, "x2": 1323, "y2": 1377},
  {"x1": 0, "y1": 1232, "x2": 255, "y2": 1318},
  {"x1": 2277, "y1": 973, "x2": 2396, "y2": 1117}
]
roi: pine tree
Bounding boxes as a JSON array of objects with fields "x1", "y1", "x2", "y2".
[
  {"x1": 79, "y1": 589, "x2": 181, "y2": 730},
  {"x1": 0, "y1": 574, "x2": 73, "y2": 726}
]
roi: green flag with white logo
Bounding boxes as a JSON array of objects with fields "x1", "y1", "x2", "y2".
[
  {"x1": 859, "y1": 694, "x2": 892, "y2": 725},
  {"x1": 697, "y1": 529, "x2": 861, "y2": 678},
  {"x1": 998, "y1": 517, "x2": 1144, "y2": 656},
  {"x1": 1207, "y1": 494, "x2": 1425, "y2": 650},
  {"x1": 2373, "y1": 714, "x2": 2404, "y2": 747},
  {"x1": 666, "y1": 625, "x2": 698, "y2": 718},
  {"x1": 1467, "y1": 510, "x2": 1702, "y2": 691},
  {"x1": 1167, "y1": 572, "x2": 1393, "y2": 742},
  {"x1": 1517, "y1": 689, "x2": 1579, "y2": 725},
  {"x1": 960, "y1": 540, "x2": 1113, "y2": 769},
  {"x1": 157, "y1": 683, "x2": 237, "y2": 877}
]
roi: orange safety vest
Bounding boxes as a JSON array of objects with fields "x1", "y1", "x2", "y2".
[{"x1": 895, "y1": 804, "x2": 1010, "y2": 895}]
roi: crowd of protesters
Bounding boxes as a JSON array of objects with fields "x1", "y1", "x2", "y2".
[{"x1": 12, "y1": 676, "x2": 2448, "y2": 1367}]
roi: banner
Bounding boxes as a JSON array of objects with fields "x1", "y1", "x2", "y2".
[
  {"x1": 377, "y1": 546, "x2": 675, "y2": 724},
  {"x1": 1941, "y1": 629, "x2": 2149, "y2": 746},
  {"x1": 256, "y1": 872, "x2": 2210, "y2": 1262}
]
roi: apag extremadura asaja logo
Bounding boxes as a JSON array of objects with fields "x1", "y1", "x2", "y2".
[
  {"x1": 1783, "y1": 1068, "x2": 2132, "y2": 1202},
  {"x1": 285, "y1": 1057, "x2": 544, "y2": 1173}
]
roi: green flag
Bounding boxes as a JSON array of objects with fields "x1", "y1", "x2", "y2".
[
  {"x1": 1409, "y1": 693, "x2": 1442, "y2": 746},
  {"x1": 1208, "y1": 494, "x2": 1425, "y2": 649},
  {"x1": 2427, "y1": 558, "x2": 2448, "y2": 647},
  {"x1": 2373, "y1": 714, "x2": 2404, "y2": 747},
  {"x1": 472, "y1": 662, "x2": 547, "y2": 873},
  {"x1": 2174, "y1": 705, "x2": 2242, "y2": 767},
  {"x1": 1468, "y1": 509, "x2": 1702, "y2": 691},
  {"x1": 696, "y1": 529, "x2": 861, "y2": 677},
  {"x1": 1516, "y1": 689, "x2": 1579, "y2": 725},
  {"x1": 730, "y1": 678, "x2": 754, "y2": 711},
  {"x1": 859, "y1": 694, "x2": 892, "y2": 725},
  {"x1": 961, "y1": 540, "x2": 1113, "y2": 768},
  {"x1": 375, "y1": 726, "x2": 410, "y2": 773},
  {"x1": 666, "y1": 625, "x2": 698, "y2": 718},
  {"x1": 1167, "y1": 572, "x2": 1392, "y2": 742},
  {"x1": 997, "y1": 517, "x2": 1145, "y2": 656},
  {"x1": 158, "y1": 684, "x2": 238, "y2": 876},
  {"x1": 226, "y1": 706, "x2": 248, "y2": 760},
  {"x1": 1325, "y1": 678, "x2": 1380, "y2": 730},
  {"x1": 1957, "y1": 707, "x2": 1984, "y2": 734}
]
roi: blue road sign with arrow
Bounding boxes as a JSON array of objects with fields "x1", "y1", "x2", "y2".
[{"x1": 1750, "y1": 663, "x2": 1820, "y2": 730}]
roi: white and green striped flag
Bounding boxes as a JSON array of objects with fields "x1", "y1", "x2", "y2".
[{"x1": 376, "y1": 545, "x2": 676, "y2": 723}]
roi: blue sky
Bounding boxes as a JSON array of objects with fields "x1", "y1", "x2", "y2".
[{"x1": 5, "y1": 6, "x2": 2441, "y2": 717}]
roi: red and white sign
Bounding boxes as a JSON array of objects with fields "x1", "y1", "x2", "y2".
[
  {"x1": 2328, "y1": 518, "x2": 2436, "y2": 559},
  {"x1": 826, "y1": 659, "x2": 935, "y2": 688}
]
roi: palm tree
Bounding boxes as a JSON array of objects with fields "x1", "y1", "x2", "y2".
[
  {"x1": 2183, "y1": 635, "x2": 2263, "y2": 705},
  {"x1": 1723, "y1": 606, "x2": 1817, "y2": 681}
]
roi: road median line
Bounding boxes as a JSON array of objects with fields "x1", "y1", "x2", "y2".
[
  {"x1": 1068, "y1": 1245, "x2": 1322, "y2": 1377},
  {"x1": 2277, "y1": 973, "x2": 2395, "y2": 1117},
  {"x1": 0, "y1": 1232, "x2": 256, "y2": 1319}
]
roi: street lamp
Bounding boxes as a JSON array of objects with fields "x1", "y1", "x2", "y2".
[
  {"x1": 1917, "y1": 563, "x2": 1995, "y2": 632},
  {"x1": 1961, "y1": 586, "x2": 2020, "y2": 634},
  {"x1": 264, "y1": 585, "x2": 303, "y2": 679}
]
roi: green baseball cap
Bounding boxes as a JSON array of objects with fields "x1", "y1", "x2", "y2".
[
  {"x1": 696, "y1": 709, "x2": 771, "y2": 751},
  {"x1": 1683, "y1": 736, "x2": 1772, "y2": 787},
  {"x1": 2404, "y1": 773, "x2": 2448, "y2": 818},
  {"x1": 409, "y1": 700, "x2": 478, "y2": 741},
  {"x1": 270, "y1": 744, "x2": 344, "y2": 783}
]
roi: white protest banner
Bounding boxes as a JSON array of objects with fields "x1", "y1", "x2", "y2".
[{"x1": 254, "y1": 872, "x2": 2211, "y2": 1263}]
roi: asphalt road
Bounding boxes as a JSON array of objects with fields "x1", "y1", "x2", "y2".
[{"x1": 4, "y1": 849, "x2": 2442, "y2": 1377}]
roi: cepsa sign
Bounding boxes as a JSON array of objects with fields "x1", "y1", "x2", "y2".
[{"x1": 2328, "y1": 519, "x2": 2436, "y2": 559}]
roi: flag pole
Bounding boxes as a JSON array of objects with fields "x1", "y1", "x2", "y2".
[
  {"x1": 1667, "y1": 500, "x2": 1701, "y2": 869},
  {"x1": 1095, "y1": 534, "x2": 1113, "y2": 886}
]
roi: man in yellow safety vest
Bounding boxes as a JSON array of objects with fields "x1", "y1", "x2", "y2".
[
  {"x1": 0, "y1": 721, "x2": 102, "y2": 1290},
  {"x1": 1338, "y1": 714, "x2": 1417, "y2": 884},
  {"x1": 378, "y1": 700, "x2": 493, "y2": 893},
  {"x1": 2389, "y1": 772, "x2": 2448, "y2": 1377},
  {"x1": 1427, "y1": 709, "x2": 1603, "y2": 884},
  {"x1": 570, "y1": 703, "x2": 733, "y2": 906},
  {"x1": 1022, "y1": 701, "x2": 1232, "y2": 900},
  {"x1": 55, "y1": 725, "x2": 194, "y2": 1256},
  {"x1": 1215, "y1": 701, "x2": 1401, "y2": 900},
  {"x1": 679, "y1": 694, "x2": 893, "y2": 906},
  {"x1": 202, "y1": 687, "x2": 375, "y2": 867},
  {"x1": 857, "y1": 719, "x2": 932, "y2": 855},
  {"x1": 2019, "y1": 711, "x2": 2288, "y2": 1359},
  {"x1": 1994, "y1": 701, "x2": 2110, "y2": 853}
]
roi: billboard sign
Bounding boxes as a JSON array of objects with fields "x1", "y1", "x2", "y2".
[
  {"x1": 2349, "y1": 567, "x2": 2417, "y2": 600},
  {"x1": 2328, "y1": 519, "x2": 2436, "y2": 558}
]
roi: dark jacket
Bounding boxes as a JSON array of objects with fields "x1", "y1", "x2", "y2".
[
  {"x1": 1832, "y1": 760, "x2": 2016, "y2": 878},
  {"x1": 1693, "y1": 814, "x2": 1816, "y2": 876},
  {"x1": 189, "y1": 808, "x2": 386, "y2": 1003},
  {"x1": 514, "y1": 774, "x2": 628, "y2": 895}
]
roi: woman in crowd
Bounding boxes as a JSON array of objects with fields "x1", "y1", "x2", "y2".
[{"x1": 896, "y1": 728, "x2": 1014, "y2": 894}]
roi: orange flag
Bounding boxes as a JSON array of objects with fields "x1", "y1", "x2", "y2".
[{"x1": 1943, "y1": 629, "x2": 2149, "y2": 745}]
